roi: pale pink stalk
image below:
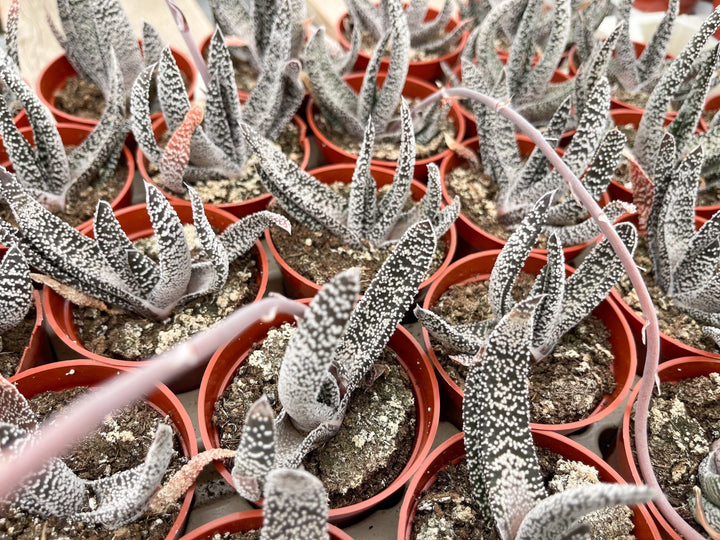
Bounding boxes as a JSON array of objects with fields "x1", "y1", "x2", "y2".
[
  {"x1": 165, "y1": 0, "x2": 211, "y2": 86},
  {"x1": 0, "y1": 297, "x2": 306, "y2": 501}
]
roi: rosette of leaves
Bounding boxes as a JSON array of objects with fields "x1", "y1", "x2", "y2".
[
  {"x1": 303, "y1": 0, "x2": 444, "y2": 145},
  {"x1": 48, "y1": 0, "x2": 166, "y2": 99},
  {"x1": 689, "y1": 441, "x2": 720, "y2": 537},
  {"x1": 227, "y1": 221, "x2": 437, "y2": 499},
  {"x1": 0, "y1": 168, "x2": 289, "y2": 322},
  {"x1": 0, "y1": 244, "x2": 32, "y2": 354},
  {"x1": 0, "y1": 52, "x2": 127, "y2": 213},
  {"x1": 462, "y1": 60, "x2": 627, "y2": 247},
  {"x1": 243, "y1": 98, "x2": 459, "y2": 250},
  {"x1": 415, "y1": 192, "x2": 637, "y2": 363},
  {"x1": 131, "y1": 24, "x2": 303, "y2": 194},
  {"x1": 0, "y1": 376, "x2": 175, "y2": 530},
  {"x1": 460, "y1": 294, "x2": 655, "y2": 539},
  {"x1": 640, "y1": 133, "x2": 720, "y2": 347},
  {"x1": 343, "y1": 0, "x2": 471, "y2": 58}
]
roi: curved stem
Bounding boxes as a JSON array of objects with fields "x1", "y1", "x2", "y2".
[
  {"x1": 416, "y1": 87, "x2": 693, "y2": 536},
  {"x1": 0, "y1": 297, "x2": 306, "y2": 501}
]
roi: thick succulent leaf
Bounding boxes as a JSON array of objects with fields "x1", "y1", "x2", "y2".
[
  {"x1": 144, "y1": 183, "x2": 192, "y2": 315},
  {"x1": 474, "y1": 0, "x2": 522, "y2": 84},
  {"x1": 524, "y1": 0, "x2": 570, "y2": 100},
  {"x1": 92, "y1": 0, "x2": 143, "y2": 93},
  {"x1": 414, "y1": 19, "x2": 472, "y2": 55},
  {"x1": 0, "y1": 375, "x2": 35, "y2": 430},
  {"x1": 410, "y1": 0, "x2": 452, "y2": 45},
  {"x1": 186, "y1": 186, "x2": 228, "y2": 295},
  {"x1": 637, "y1": 0, "x2": 679, "y2": 83},
  {"x1": 489, "y1": 192, "x2": 553, "y2": 318},
  {"x1": 346, "y1": 0, "x2": 383, "y2": 40},
  {"x1": 529, "y1": 235, "x2": 565, "y2": 355},
  {"x1": 357, "y1": 29, "x2": 392, "y2": 127},
  {"x1": 516, "y1": 484, "x2": 655, "y2": 540},
  {"x1": 347, "y1": 120, "x2": 378, "y2": 237},
  {"x1": 140, "y1": 20, "x2": 164, "y2": 66},
  {"x1": 335, "y1": 24, "x2": 361, "y2": 76},
  {"x1": 703, "y1": 327, "x2": 720, "y2": 348},
  {"x1": 463, "y1": 296, "x2": 545, "y2": 537},
  {"x1": 260, "y1": 469, "x2": 329, "y2": 540},
  {"x1": 699, "y1": 450, "x2": 720, "y2": 507},
  {"x1": 575, "y1": 24, "x2": 620, "y2": 116},
  {"x1": 336, "y1": 220, "x2": 436, "y2": 393},
  {"x1": 612, "y1": 0, "x2": 642, "y2": 92},
  {"x1": 304, "y1": 28, "x2": 363, "y2": 139},
  {"x1": 232, "y1": 396, "x2": 276, "y2": 502},
  {"x1": 78, "y1": 423, "x2": 173, "y2": 529},
  {"x1": 158, "y1": 47, "x2": 191, "y2": 133},
  {"x1": 673, "y1": 211, "x2": 720, "y2": 295},
  {"x1": 506, "y1": 0, "x2": 541, "y2": 99},
  {"x1": 130, "y1": 65, "x2": 163, "y2": 164},
  {"x1": 265, "y1": 60, "x2": 304, "y2": 141},
  {"x1": 279, "y1": 268, "x2": 360, "y2": 432},
  {"x1": 160, "y1": 105, "x2": 204, "y2": 194},
  {"x1": 414, "y1": 305, "x2": 490, "y2": 354},
  {"x1": 542, "y1": 200, "x2": 633, "y2": 248},
  {"x1": 5, "y1": 0, "x2": 19, "y2": 67},
  {"x1": 0, "y1": 93, "x2": 44, "y2": 190},
  {"x1": 220, "y1": 210, "x2": 291, "y2": 261}
]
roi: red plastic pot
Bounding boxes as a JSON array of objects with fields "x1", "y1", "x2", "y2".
[
  {"x1": 11, "y1": 290, "x2": 52, "y2": 377},
  {"x1": 306, "y1": 72, "x2": 466, "y2": 181},
  {"x1": 0, "y1": 122, "x2": 135, "y2": 257},
  {"x1": 399, "y1": 431, "x2": 661, "y2": 539},
  {"x1": 178, "y1": 510, "x2": 353, "y2": 539},
  {"x1": 136, "y1": 114, "x2": 311, "y2": 218},
  {"x1": 697, "y1": 93, "x2": 720, "y2": 219},
  {"x1": 634, "y1": 0, "x2": 697, "y2": 14},
  {"x1": 438, "y1": 136, "x2": 606, "y2": 261},
  {"x1": 36, "y1": 46, "x2": 197, "y2": 128},
  {"x1": 42, "y1": 202, "x2": 269, "y2": 393},
  {"x1": 421, "y1": 250, "x2": 637, "y2": 433},
  {"x1": 8, "y1": 360, "x2": 197, "y2": 540},
  {"x1": 614, "y1": 356, "x2": 720, "y2": 539},
  {"x1": 334, "y1": 7, "x2": 468, "y2": 82},
  {"x1": 198, "y1": 298, "x2": 441, "y2": 527},
  {"x1": 265, "y1": 164, "x2": 457, "y2": 299}
]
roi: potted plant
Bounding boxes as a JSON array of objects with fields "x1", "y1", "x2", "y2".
[
  {"x1": 0, "y1": 0, "x2": 27, "y2": 129},
  {"x1": 245, "y1": 99, "x2": 458, "y2": 296},
  {"x1": 400, "y1": 298, "x2": 655, "y2": 538},
  {"x1": 198, "y1": 222, "x2": 441, "y2": 525},
  {"x1": 303, "y1": 0, "x2": 465, "y2": 180},
  {"x1": 132, "y1": 30, "x2": 309, "y2": 218},
  {"x1": 2, "y1": 360, "x2": 197, "y2": 539},
  {"x1": 38, "y1": 0, "x2": 196, "y2": 127},
  {"x1": 415, "y1": 193, "x2": 637, "y2": 432},
  {"x1": 0, "y1": 166, "x2": 285, "y2": 391},
  {"x1": 334, "y1": 0, "x2": 471, "y2": 81}
]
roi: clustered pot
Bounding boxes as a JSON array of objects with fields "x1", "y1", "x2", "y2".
[
  {"x1": 306, "y1": 72, "x2": 466, "y2": 181},
  {"x1": 43, "y1": 201, "x2": 269, "y2": 393},
  {"x1": 8, "y1": 360, "x2": 197, "y2": 540},
  {"x1": 421, "y1": 250, "x2": 637, "y2": 433},
  {"x1": 9, "y1": 290, "x2": 51, "y2": 378},
  {"x1": 197, "y1": 298, "x2": 440, "y2": 527},
  {"x1": 398, "y1": 431, "x2": 661, "y2": 540}
]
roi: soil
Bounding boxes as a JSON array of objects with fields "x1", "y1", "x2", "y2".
[
  {"x1": 616, "y1": 122, "x2": 638, "y2": 149},
  {"x1": 0, "y1": 304, "x2": 37, "y2": 378},
  {"x1": 615, "y1": 237, "x2": 719, "y2": 354},
  {"x1": 0, "y1": 155, "x2": 129, "y2": 228},
  {"x1": 696, "y1": 175, "x2": 720, "y2": 208},
  {"x1": 430, "y1": 274, "x2": 617, "y2": 425},
  {"x1": 268, "y1": 183, "x2": 448, "y2": 292},
  {"x1": 213, "y1": 321, "x2": 417, "y2": 508},
  {"x1": 312, "y1": 99, "x2": 456, "y2": 162},
  {"x1": 411, "y1": 449, "x2": 636, "y2": 539},
  {"x1": 212, "y1": 532, "x2": 259, "y2": 540},
  {"x1": 614, "y1": 158, "x2": 632, "y2": 190},
  {"x1": 611, "y1": 85, "x2": 681, "y2": 113},
  {"x1": 0, "y1": 387, "x2": 187, "y2": 539},
  {"x1": 148, "y1": 121, "x2": 304, "y2": 206},
  {"x1": 72, "y1": 224, "x2": 261, "y2": 361},
  {"x1": 631, "y1": 373, "x2": 720, "y2": 535}
]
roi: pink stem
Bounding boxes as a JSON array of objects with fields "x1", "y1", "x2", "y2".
[
  {"x1": 0, "y1": 297, "x2": 306, "y2": 501},
  {"x1": 165, "y1": 0, "x2": 211, "y2": 86},
  {"x1": 415, "y1": 87, "x2": 693, "y2": 535}
]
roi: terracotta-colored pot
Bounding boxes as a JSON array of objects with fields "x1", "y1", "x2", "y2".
[
  {"x1": 265, "y1": 164, "x2": 457, "y2": 299},
  {"x1": 8, "y1": 360, "x2": 197, "y2": 540},
  {"x1": 11, "y1": 290, "x2": 52, "y2": 376},
  {"x1": 634, "y1": 0, "x2": 697, "y2": 14},
  {"x1": 136, "y1": 115, "x2": 311, "y2": 218},
  {"x1": 697, "y1": 93, "x2": 720, "y2": 219},
  {"x1": 42, "y1": 202, "x2": 269, "y2": 393},
  {"x1": 36, "y1": 46, "x2": 197, "y2": 128},
  {"x1": 0, "y1": 123, "x2": 135, "y2": 257},
  {"x1": 421, "y1": 250, "x2": 637, "y2": 433},
  {"x1": 438, "y1": 136, "x2": 606, "y2": 261},
  {"x1": 614, "y1": 356, "x2": 720, "y2": 539},
  {"x1": 399, "y1": 431, "x2": 661, "y2": 540},
  {"x1": 178, "y1": 510, "x2": 353, "y2": 539},
  {"x1": 306, "y1": 72, "x2": 466, "y2": 181},
  {"x1": 334, "y1": 7, "x2": 468, "y2": 82},
  {"x1": 198, "y1": 298, "x2": 441, "y2": 527}
]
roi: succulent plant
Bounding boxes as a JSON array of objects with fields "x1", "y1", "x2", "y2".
[
  {"x1": 0, "y1": 168, "x2": 289, "y2": 321},
  {"x1": 462, "y1": 59, "x2": 628, "y2": 247},
  {"x1": 460, "y1": 294, "x2": 655, "y2": 539},
  {"x1": 0, "y1": 0, "x2": 22, "y2": 118},
  {"x1": 229, "y1": 221, "x2": 437, "y2": 499},
  {"x1": 344, "y1": 0, "x2": 471, "y2": 57},
  {"x1": 569, "y1": 0, "x2": 612, "y2": 68},
  {"x1": 243, "y1": 98, "x2": 459, "y2": 250},
  {"x1": 0, "y1": 244, "x2": 32, "y2": 354},
  {"x1": 416, "y1": 192, "x2": 637, "y2": 363},
  {"x1": 303, "y1": 0, "x2": 444, "y2": 144},
  {"x1": 131, "y1": 26, "x2": 303, "y2": 194},
  {"x1": 48, "y1": 0, "x2": 166, "y2": 99},
  {"x1": 0, "y1": 53, "x2": 127, "y2": 213},
  {"x1": 689, "y1": 441, "x2": 720, "y2": 537},
  {"x1": 0, "y1": 375, "x2": 174, "y2": 529}
]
